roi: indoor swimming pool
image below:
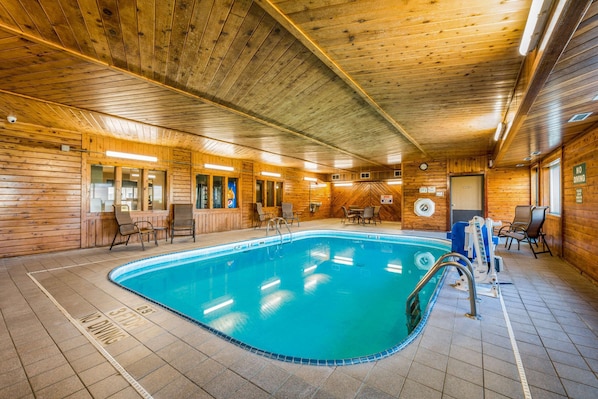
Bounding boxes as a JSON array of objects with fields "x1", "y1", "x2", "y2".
[{"x1": 109, "y1": 230, "x2": 450, "y2": 365}]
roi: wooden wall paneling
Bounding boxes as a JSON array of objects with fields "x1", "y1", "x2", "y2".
[
  {"x1": 171, "y1": 148, "x2": 192, "y2": 204},
  {"x1": 486, "y1": 167, "x2": 531, "y2": 226},
  {"x1": 562, "y1": 128, "x2": 597, "y2": 282},
  {"x1": 448, "y1": 156, "x2": 488, "y2": 174},
  {"x1": 401, "y1": 160, "x2": 448, "y2": 230},
  {"x1": 241, "y1": 161, "x2": 254, "y2": 228},
  {"x1": 330, "y1": 182, "x2": 402, "y2": 222},
  {"x1": 0, "y1": 124, "x2": 82, "y2": 257}
]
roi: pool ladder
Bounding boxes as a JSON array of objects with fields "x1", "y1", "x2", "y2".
[
  {"x1": 406, "y1": 252, "x2": 479, "y2": 334},
  {"x1": 266, "y1": 217, "x2": 292, "y2": 245}
]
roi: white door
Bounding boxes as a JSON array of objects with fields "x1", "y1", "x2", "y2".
[{"x1": 450, "y1": 175, "x2": 484, "y2": 225}]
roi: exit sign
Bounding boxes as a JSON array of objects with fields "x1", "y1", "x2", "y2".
[{"x1": 573, "y1": 163, "x2": 586, "y2": 184}]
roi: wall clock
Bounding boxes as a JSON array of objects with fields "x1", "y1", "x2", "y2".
[{"x1": 419, "y1": 162, "x2": 429, "y2": 171}]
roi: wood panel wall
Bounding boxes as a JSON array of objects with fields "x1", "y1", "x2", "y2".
[
  {"x1": 486, "y1": 167, "x2": 531, "y2": 224},
  {"x1": 330, "y1": 182, "x2": 402, "y2": 222},
  {"x1": 402, "y1": 160, "x2": 449, "y2": 230},
  {"x1": 172, "y1": 149, "x2": 192, "y2": 204},
  {"x1": 562, "y1": 128, "x2": 597, "y2": 282},
  {"x1": 0, "y1": 123, "x2": 82, "y2": 256}
]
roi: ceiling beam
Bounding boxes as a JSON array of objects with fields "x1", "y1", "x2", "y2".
[
  {"x1": 255, "y1": 0, "x2": 428, "y2": 157},
  {"x1": 493, "y1": 0, "x2": 593, "y2": 165}
]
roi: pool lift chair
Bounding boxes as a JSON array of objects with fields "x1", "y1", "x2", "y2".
[{"x1": 450, "y1": 216, "x2": 502, "y2": 298}]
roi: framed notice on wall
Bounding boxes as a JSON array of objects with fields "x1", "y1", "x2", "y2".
[
  {"x1": 573, "y1": 163, "x2": 586, "y2": 184},
  {"x1": 380, "y1": 195, "x2": 393, "y2": 204}
]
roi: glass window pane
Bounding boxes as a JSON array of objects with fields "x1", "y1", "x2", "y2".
[
  {"x1": 149, "y1": 170, "x2": 166, "y2": 210},
  {"x1": 122, "y1": 167, "x2": 141, "y2": 210},
  {"x1": 266, "y1": 181, "x2": 275, "y2": 207},
  {"x1": 196, "y1": 174, "x2": 209, "y2": 209},
  {"x1": 227, "y1": 178, "x2": 238, "y2": 208},
  {"x1": 276, "y1": 182, "x2": 283, "y2": 206},
  {"x1": 213, "y1": 176, "x2": 224, "y2": 208},
  {"x1": 549, "y1": 163, "x2": 561, "y2": 214},
  {"x1": 256, "y1": 180, "x2": 264, "y2": 205},
  {"x1": 90, "y1": 165, "x2": 115, "y2": 212}
]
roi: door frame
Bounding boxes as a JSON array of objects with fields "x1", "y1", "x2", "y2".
[{"x1": 449, "y1": 174, "x2": 485, "y2": 227}]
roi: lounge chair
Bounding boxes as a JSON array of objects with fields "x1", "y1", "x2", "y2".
[
  {"x1": 497, "y1": 205, "x2": 534, "y2": 240},
  {"x1": 341, "y1": 206, "x2": 359, "y2": 224},
  {"x1": 170, "y1": 204, "x2": 196, "y2": 243},
  {"x1": 110, "y1": 204, "x2": 157, "y2": 250},
  {"x1": 281, "y1": 202, "x2": 300, "y2": 226},
  {"x1": 502, "y1": 206, "x2": 553, "y2": 258},
  {"x1": 361, "y1": 206, "x2": 375, "y2": 224},
  {"x1": 254, "y1": 202, "x2": 272, "y2": 228}
]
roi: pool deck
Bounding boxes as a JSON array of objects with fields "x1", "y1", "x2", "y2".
[{"x1": 1, "y1": 219, "x2": 597, "y2": 399}]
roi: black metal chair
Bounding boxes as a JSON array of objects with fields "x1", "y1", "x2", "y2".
[
  {"x1": 502, "y1": 206, "x2": 552, "y2": 258},
  {"x1": 341, "y1": 206, "x2": 359, "y2": 224}
]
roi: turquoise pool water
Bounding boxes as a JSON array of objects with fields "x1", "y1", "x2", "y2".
[{"x1": 109, "y1": 230, "x2": 450, "y2": 365}]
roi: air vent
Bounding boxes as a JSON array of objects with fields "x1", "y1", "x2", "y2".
[
  {"x1": 360, "y1": 172, "x2": 370, "y2": 179},
  {"x1": 331, "y1": 174, "x2": 341, "y2": 181},
  {"x1": 568, "y1": 112, "x2": 592, "y2": 122},
  {"x1": 394, "y1": 170, "x2": 402, "y2": 178}
]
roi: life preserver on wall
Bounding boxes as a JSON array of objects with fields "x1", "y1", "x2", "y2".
[
  {"x1": 414, "y1": 251, "x2": 436, "y2": 270},
  {"x1": 414, "y1": 198, "x2": 435, "y2": 217}
]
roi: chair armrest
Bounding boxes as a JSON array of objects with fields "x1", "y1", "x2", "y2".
[{"x1": 135, "y1": 220, "x2": 154, "y2": 230}]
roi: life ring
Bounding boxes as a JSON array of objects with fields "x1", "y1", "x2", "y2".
[
  {"x1": 414, "y1": 198, "x2": 435, "y2": 217},
  {"x1": 414, "y1": 251, "x2": 436, "y2": 270}
]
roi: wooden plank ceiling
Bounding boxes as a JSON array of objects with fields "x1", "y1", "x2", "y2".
[{"x1": 0, "y1": 0, "x2": 596, "y2": 173}]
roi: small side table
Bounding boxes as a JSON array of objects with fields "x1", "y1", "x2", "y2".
[{"x1": 153, "y1": 226, "x2": 168, "y2": 242}]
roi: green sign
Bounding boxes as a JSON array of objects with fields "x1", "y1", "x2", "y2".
[{"x1": 573, "y1": 163, "x2": 586, "y2": 184}]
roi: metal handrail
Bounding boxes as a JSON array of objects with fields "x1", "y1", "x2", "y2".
[
  {"x1": 266, "y1": 217, "x2": 292, "y2": 244},
  {"x1": 406, "y1": 252, "x2": 479, "y2": 333}
]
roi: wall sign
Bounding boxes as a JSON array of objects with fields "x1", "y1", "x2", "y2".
[
  {"x1": 380, "y1": 195, "x2": 393, "y2": 204},
  {"x1": 576, "y1": 188, "x2": 583, "y2": 204},
  {"x1": 573, "y1": 163, "x2": 586, "y2": 184}
]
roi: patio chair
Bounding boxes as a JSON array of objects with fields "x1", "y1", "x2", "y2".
[
  {"x1": 341, "y1": 206, "x2": 359, "y2": 224},
  {"x1": 373, "y1": 206, "x2": 382, "y2": 224},
  {"x1": 254, "y1": 202, "x2": 272, "y2": 228},
  {"x1": 361, "y1": 206, "x2": 375, "y2": 224},
  {"x1": 170, "y1": 204, "x2": 196, "y2": 243},
  {"x1": 502, "y1": 206, "x2": 552, "y2": 258},
  {"x1": 281, "y1": 202, "x2": 300, "y2": 226},
  {"x1": 110, "y1": 204, "x2": 157, "y2": 250},
  {"x1": 497, "y1": 205, "x2": 534, "y2": 241}
]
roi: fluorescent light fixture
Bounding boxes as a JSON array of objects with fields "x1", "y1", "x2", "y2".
[
  {"x1": 106, "y1": 150, "x2": 157, "y2": 162},
  {"x1": 387, "y1": 180, "x2": 402, "y2": 185},
  {"x1": 502, "y1": 120, "x2": 513, "y2": 141},
  {"x1": 203, "y1": 298, "x2": 234, "y2": 315},
  {"x1": 304, "y1": 176, "x2": 317, "y2": 182},
  {"x1": 260, "y1": 279, "x2": 281, "y2": 291},
  {"x1": 261, "y1": 171, "x2": 281, "y2": 178},
  {"x1": 493, "y1": 122, "x2": 504, "y2": 141},
  {"x1": 519, "y1": 0, "x2": 547, "y2": 55},
  {"x1": 205, "y1": 163, "x2": 234, "y2": 171},
  {"x1": 148, "y1": 174, "x2": 156, "y2": 179},
  {"x1": 334, "y1": 182, "x2": 353, "y2": 187}
]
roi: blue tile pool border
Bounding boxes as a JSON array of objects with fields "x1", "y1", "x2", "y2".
[{"x1": 108, "y1": 230, "x2": 451, "y2": 366}]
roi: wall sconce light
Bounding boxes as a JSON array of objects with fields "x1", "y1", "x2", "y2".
[
  {"x1": 304, "y1": 177, "x2": 317, "y2": 182},
  {"x1": 205, "y1": 163, "x2": 234, "y2": 171},
  {"x1": 261, "y1": 171, "x2": 281, "y2": 178},
  {"x1": 106, "y1": 150, "x2": 157, "y2": 162}
]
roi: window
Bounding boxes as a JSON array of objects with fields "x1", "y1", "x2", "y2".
[
  {"x1": 90, "y1": 165, "x2": 166, "y2": 212},
  {"x1": 90, "y1": 165, "x2": 115, "y2": 212},
  {"x1": 227, "y1": 178, "x2": 238, "y2": 208},
  {"x1": 149, "y1": 170, "x2": 166, "y2": 210},
  {"x1": 548, "y1": 160, "x2": 561, "y2": 215},
  {"x1": 256, "y1": 178, "x2": 283, "y2": 207},
  {"x1": 213, "y1": 176, "x2": 224, "y2": 208},
  {"x1": 196, "y1": 174, "x2": 238, "y2": 209},
  {"x1": 196, "y1": 174, "x2": 209, "y2": 209}
]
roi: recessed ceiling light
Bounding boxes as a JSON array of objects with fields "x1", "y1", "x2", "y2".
[
  {"x1": 524, "y1": 157, "x2": 532, "y2": 161},
  {"x1": 531, "y1": 150, "x2": 541, "y2": 156},
  {"x1": 593, "y1": 94, "x2": 598, "y2": 101},
  {"x1": 568, "y1": 112, "x2": 592, "y2": 122},
  {"x1": 516, "y1": 164, "x2": 525, "y2": 167}
]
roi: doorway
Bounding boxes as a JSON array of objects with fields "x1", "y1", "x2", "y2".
[{"x1": 450, "y1": 175, "x2": 484, "y2": 225}]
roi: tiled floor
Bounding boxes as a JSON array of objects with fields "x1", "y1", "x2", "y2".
[{"x1": 1, "y1": 219, "x2": 597, "y2": 399}]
